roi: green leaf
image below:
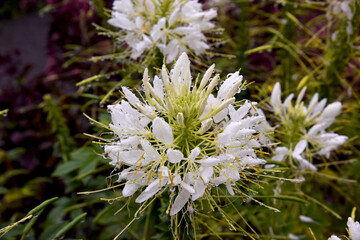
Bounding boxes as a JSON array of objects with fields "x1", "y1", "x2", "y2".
[
  {"x1": 52, "y1": 161, "x2": 83, "y2": 176},
  {"x1": 26, "y1": 197, "x2": 59, "y2": 216},
  {"x1": 51, "y1": 213, "x2": 87, "y2": 240}
]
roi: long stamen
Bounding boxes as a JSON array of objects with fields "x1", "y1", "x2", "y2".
[
  {"x1": 250, "y1": 101, "x2": 258, "y2": 112},
  {"x1": 147, "y1": 170, "x2": 152, "y2": 184},
  {"x1": 249, "y1": 134, "x2": 260, "y2": 140},
  {"x1": 254, "y1": 149, "x2": 270, "y2": 155},
  {"x1": 134, "y1": 162, "x2": 142, "y2": 175},
  {"x1": 135, "y1": 152, "x2": 145, "y2": 164},
  {"x1": 247, "y1": 163, "x2": 259, "y2": 173}
]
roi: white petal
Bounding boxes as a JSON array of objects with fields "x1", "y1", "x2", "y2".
[
  {"x1": 135, "y1": 180, "x2": 160, "y2": 203},
  {"x1": 130, "y1": 35, "x2": 152, "y2": 59},
  {"x1": 341, "y1": 2, "x2": 354, "y2": 20},
  {"x1": 308, "y1": 123, "x2": 326, "y2": 136},
  {"x1": 296, "y1": 86, "x2": 307, "y2": 104},
  {"x1": 299, "y1": 215, "x2": 315, "y2": 223},
  {"x1": 168, "y1": 6, "x2": 180, "y2": 26},
  {"x1": 309, "y1": 98, "x2": 327, "y2": 117},
  {"x1": 328, "y1": 235, "x2": 341, "y2": 240},
  {"x1": 319, "y1": 102, "x2": 342, "y2": 122},
  {"x1": 160, "y1": 39, "x2": 179, "y2": 64},
  {"x1": 118, "y1": 150, "x2": 144, "y2": 165},
  {"x1": 223, "y1": 166, "x2": 240, "y2": 181},
  {"x1": 167, "y1": 149, "x2": 184, "y2": 163},
  {"x1": 171, "y1": 52, "x2": 190, "y2": 91},
  {"x1": 225, "y1": 181, "x2": 235, "y2": 195},
  {"x1": 144, "y1": 0, "x2": 155, "y2": 12},
  {"x1": 297, "y1": 156, "x2": 317, "y2": 171},
  {"x1": 213, "y1": 108, "x2": 228, "y2": 123},
  {"x1": 108, "y1": 12, "x2": 135, "y2": 30},
  {"x1": 272, "y1": 147, "x2": 289, "y2": 162},
  {"x1": 243, "y1": 156, "x2": 266, "y2": 167},
  {"x1": 199, "y1": 64, "x2": 215, "y2": 90},
  {"x1": 120, "y1": 135, "x2": 140, "y2": 148},
  {"x1": 122, "y1": 87, "x2": 140, "y2": 107},
  {"x1": 152, "y1": 117, "x2": 173, "y2": 144},
  {"x1": 197, "y1": 156, "x2": 223, "y2": 167},
  {"x1": 181, "y1": 182, "x2": 195, "y2": 194},
  {"x1": 199, "y1": 119, "x2": 213, "y2": 134},
  {"x1": 229, "y1": 101, "x2": 251, "y2": 121},
  {"x1": 292, "y1": 140, "x2": 307, "y2": 158},
  {"x1": 141, "y1": 140, "x2": 160, "y2": 162},
  {"x1": 307, "y1": 93, "x2": 319, "y2": 113},
  {"x1": 347, "y1": 217, "x2": 360, "y2": 240},
  {"x1": 189, "y1": 147, "x2": 201, "y2": 160},
  {"x1": 283, "y1": 93, "x2": 294, "y2": 108},
  {"x1": 170, "y1": 189, "x2": 190, "y2": 216},
  {"x1": 270, "y1": 82, "x2": 282, "y2": 113},
  {"x1": 172, "y1": 175, "x2": 182, "y2": 186},
  {"x1": 191, "y1": 180, "x2": 206, "y2": 201},
  {"x1": 123, "y1": 182, "x2": 140, "y2": 197},
  {"x1": 153, "y1": 76, "x2": 164, "y2": 102},
  {"x1": 201, "y1": 166, "x2": 214, "y2": 183},
  {"x1": 113, "y1": 0, "x2": 133, "y2": 13},
  {"x1": 150, "y1": 18, "x2": 166, "y2": 42},
  {"x1": 217, "y1": 72, "x2": 242, "y2": 101}
]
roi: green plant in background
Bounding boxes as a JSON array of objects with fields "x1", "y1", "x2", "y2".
[
  {"x1": 42, "y1": 94, "x2": 75, "y2": 162},
  {"x1": 0, "y1": 197, "x2": 88, "y2": 240}
]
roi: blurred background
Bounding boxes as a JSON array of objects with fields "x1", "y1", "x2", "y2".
[{"x1": 0, "y1": 0, "x2": 359, "y2": 239}]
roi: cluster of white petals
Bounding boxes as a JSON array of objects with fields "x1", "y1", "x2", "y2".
[
  {"x1": 328, "y1": 0, "x2": 354, "y2": 36},
  {"x1": 104, "y1": 53, "x2": 269, "y2": 215},
  {"x1": 108, "y1": 0, "x2": 217, "y2": 63},
  {"x1": 270, "y1": 82, "x2": 347, "y2": 171},
  {"x1": 328, "y1": 217, "x2": 360, "y2": 240}
]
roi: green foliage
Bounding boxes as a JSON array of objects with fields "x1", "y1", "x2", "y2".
[{"x1": 42, "y1": 94, "x2": 75, "y2": 162}]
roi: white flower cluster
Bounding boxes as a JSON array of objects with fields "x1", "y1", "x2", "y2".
[
  {"x1": 328, "y1": 0, "x2": 354, "y2": 37},
  {"x1": 108, "y1": 0, "x2": 217, "y2": 63},
  {"x1": 329, "y1": 217, "x2": 360, "y2": 240},
  {"x1": 270, "y1": 82, "x2": 347, "y2": 171},
  {"x1": 105, "y1": 53, "x2": 269, "y2": 215}
]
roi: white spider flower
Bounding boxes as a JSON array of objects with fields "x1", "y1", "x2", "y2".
[
  {"x1": 108, "y1": 0, "x2": 217, "y2": 63},
  {"x1": 104, "y1": 53, "x2": 269, "y2": 216},
  {"x1": 328, "y1": 216, "x2": 360, "y2": 240},
  {"x1": 348, "y1": 217, "x2": 360, "y2": 240},
  {"x1": 328, "y1": 0, "x2": 354, "y2": 36},
  {"x1": 269, "y1": 82, "x2": 347, "y2": 171}
]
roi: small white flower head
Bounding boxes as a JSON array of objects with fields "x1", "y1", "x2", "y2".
[
  {"x1": 348, "y1": 217, "x2": 360, "y2": 240},
  {"x1": 108, "y1": 0, "x2": 217, "y2": 63},
  {"x1": 327, "y1": 0, "x2": 354, "y2": 36},
  {"x1": 299, "y1": 215, "x2": 315, "y2": 223},
  {"x1": 269, "y1": 82, "x2": 348, "y2": 171},
  {"x1": 328, "y1": 215, "x2": 360, "y2": 240},
  {"x1": 104, "y1": 53, "x2": 269, "y2": 216}
]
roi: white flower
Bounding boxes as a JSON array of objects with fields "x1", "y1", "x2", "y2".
[
  {"x1": 269, "y1": 82, "x2": 347, "y2": 171},
  {"x1": 104, "y1": 53, "x2": 269, "y2": 216},
  {"x1": 328, "y1": 216, "x2": 360, "y2": 240},
  {"x1": 328, "y1": 0, "x2": 354, "y2": 36},
  {"x1": 299, "y1": 215, "x2": 315, "y2": 223},
  {"x1": 108, "y1": 0, "x2": 217, "y2": 63},
  {"x1": 348, "y1": 217, "x2": 360, "y2": 240}
]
